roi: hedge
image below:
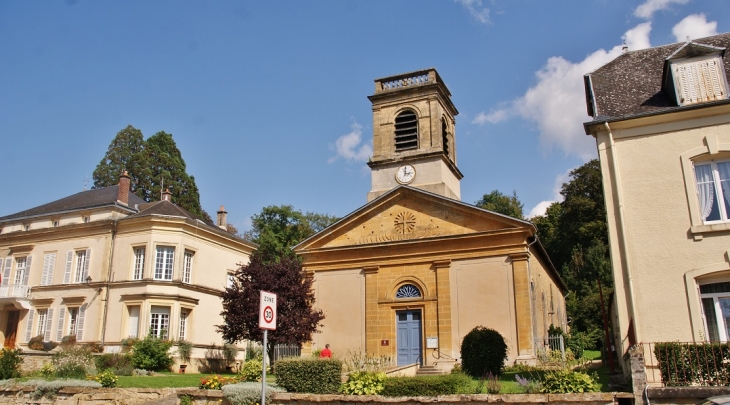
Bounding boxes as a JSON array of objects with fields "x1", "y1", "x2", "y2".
[
  {"x1": 274, "y1": 358, "x2": 342, "y2": 394},
  {"x1": 654, "y1": 342, "x2": 730, "y2": 386},
  {"x1": 381, "y1": 373, "x2": 472, "y2": 396}
]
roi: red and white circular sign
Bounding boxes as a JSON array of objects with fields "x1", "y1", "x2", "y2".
[{"x1": 259, "y1": 291, "x2": 277, "y2": 330}]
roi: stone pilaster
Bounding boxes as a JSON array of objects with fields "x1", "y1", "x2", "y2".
[
  {"x1": 363, "y1": 265, "x2": 379, "y2": 354},
  {"x1": 511, "y1": 253, "x2": 535, "y2": 362},
  {"x1": 433, "y1": 259, "x2": 453, "y2": 368}
]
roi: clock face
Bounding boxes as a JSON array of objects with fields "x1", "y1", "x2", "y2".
[{"x1": 395, "y1": 165, "x2": 416, "y2": 184}]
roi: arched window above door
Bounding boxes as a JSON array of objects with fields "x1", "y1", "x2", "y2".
[{"x1": 395, "y1": 284, "x2": 421, "y2": 299}]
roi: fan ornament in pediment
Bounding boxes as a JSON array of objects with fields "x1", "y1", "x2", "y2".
[{"x1": 356, "y1": 210, "x2": 441, "y2": 244}]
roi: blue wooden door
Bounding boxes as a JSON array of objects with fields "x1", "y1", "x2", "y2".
[{"x1": 396, "y1": 310, "x2": 422, "y2": 366}]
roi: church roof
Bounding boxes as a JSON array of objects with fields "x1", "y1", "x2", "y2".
[
  {"x1": 0, "y1": 185, "x2": 145, "y2": 222},
  {"x1": 583, "y1": 32, "x2": 730, "y2": 128}
]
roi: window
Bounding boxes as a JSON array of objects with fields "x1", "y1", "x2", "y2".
[
  {"x1": 52, "y1": 221, "x2": 58, "y2": 227},
  {"x1": 74, "y1": 250, "x2": 87, "y2": 283},
  {"x1": 149, "y1": 306, "x2": 170, "y2": 339},
  {"x1": 36, "y1": 309, "x2": 48, "y2": 337},
  {"x1": 23, "y1": 225, "x2": 30, "y2": 231},
  {"x1": 182, "y1": 251, "x2": 193, "y2": 284},
  {"x1": 154, "y1": 246, "x2": 174, "y2": 280},
  {"x1": 68, "y1": 308, "x2": 79, "y2": 336},
  {"x1": 128, "y1": 306, "x2": 140, "y2": 338},
  {"x1": 442, "y1": 117, "x2": 449, "y2": 156},
  {"x1": 227, "y1": 272, "x2": 236, "y2": 289},
  {"x1": 700, "y1": 282, "x2": 730, "y2": 342},
  {"x1": 133, "y1": 247, "x2": 145, "y2": 280},
  {"x1": 14, "y1": 257, "x2": 27, "y2": 286},
  {"x1": 394, "y1": 110, "x2": 418, "y2": 151},
  {"x1": 179, "y1": 310, "x2": 189, "y2": 341},
  {"x1": 694, "y1": 161, "x2": 730, "y2": 223},
  {"x1": 83, "y1": 216, "x2": 90, "y2": 223},
  {"x1": 395, "y1": 284, "x2": 421, "y2": 298}
]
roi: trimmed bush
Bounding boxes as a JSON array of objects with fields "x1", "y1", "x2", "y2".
[
  {"x1": 341, "y1": 371, "x2": 386, "y2": 395},
  {"x1": 130, "y1": 335, "x2": 174, "y2": 371},
  {"x1": 0, "y1": 348, "x2": 23, "y2": 379},
  {"x1": 541, "y1": 369, "x2": 598, "y2": 393},
  {"x1": 460, "y1": 326, "x2": 508, "y2": 378},
  {"x1": 381, "y1": 373, "x2": 472, "y2": 396},
  {"x1": 222, "y1": 382, "x2": 285, "y2": 405},
  {"x1": 275, "y1": 357, "x2": 342, "y2": 394}
]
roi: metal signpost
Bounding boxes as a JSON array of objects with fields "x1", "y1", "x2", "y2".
[{"x1": 259, "y1": 291, "x2": 277, "y2": 405}]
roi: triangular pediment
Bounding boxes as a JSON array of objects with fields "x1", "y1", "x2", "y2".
[{"x1": 295, "y1": 186, "x2": 533, "y2": 251}]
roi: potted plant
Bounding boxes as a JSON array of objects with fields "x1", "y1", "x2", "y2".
[{"x1": 177, "y1": 340, "x2": 193, "y2": 373}]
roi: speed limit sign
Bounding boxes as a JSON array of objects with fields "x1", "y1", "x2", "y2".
[{"x1": 259, "y1": 291, "x2": 277, "y2": 330}]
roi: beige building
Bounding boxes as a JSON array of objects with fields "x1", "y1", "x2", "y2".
[
  {"x1": 0, "y1": 174, "x2": 255, "y2": 372},
  {"x1": 295, "y1": 69, "x2": 567, "y2": 369},
  {"x1": 583, "y1": 33, "x2": 730, "y2": 372}
]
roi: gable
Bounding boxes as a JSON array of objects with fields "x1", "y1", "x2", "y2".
[{"x1": 296, "y1": 187, "x2": 531, "y2": 251}]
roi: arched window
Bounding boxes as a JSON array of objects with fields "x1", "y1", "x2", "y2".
[
  {"x1": 394, "y1": 110, "x2": 418, "y2": 151},
  {"x1": 395, "y1": 284, "x2": 421, "y2": 299}
]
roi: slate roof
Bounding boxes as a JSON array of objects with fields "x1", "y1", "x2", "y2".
[
  {"x1": 0, "y1": 186, "x2": 146, "y2": 222},
  {"x1": 584, "y1": 32, "x2": 730, "y2": 126}
]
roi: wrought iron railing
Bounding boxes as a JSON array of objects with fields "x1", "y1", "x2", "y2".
[
  {"x1": 534, "y1": 335, "x2": 566, "y2": 364},
  {"x1": 642, "y1": 341, "x2": 730, "y2": 386},
  {"x1": 0, "y1": 284, "x2": 30, "y2": 299}
]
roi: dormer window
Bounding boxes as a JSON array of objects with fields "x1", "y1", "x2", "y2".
[
  {"x1": 663, "y1": 41, "x2": 729, "y2": 107},
  {"x1": 394, "y1": 110, "x2": 418, "y2": 151}
]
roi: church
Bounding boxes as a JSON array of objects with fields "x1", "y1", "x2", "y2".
[{"x1": 294, "y1": 68, "x2": 567, "y2": 370}]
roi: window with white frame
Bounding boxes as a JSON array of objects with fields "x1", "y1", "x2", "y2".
[
  {"x1": 226, "y1": 272, "x2": 235, "y2": 289},
  {"x1": 36, "y1": 309, "x2": 48, "y2": 337},
  {"x1": 154, "y1": 247, "x2": 174, "y2": 280},
  {"x1": 700, "y1": 282, "x2": 730, "y2": 342},
  {"x1": 74, "y1": 250, "x2": 87, "y2": 283},
  {"x1": 694, "y1": 160, "x2": 730, "y2": 223},
  {"x1": 149, "y1": 306, "x2": 170, "y2": 338},
  {"x1": 182, "y1": 251, "x2": 193, "y2": 283},
  {"x1": 133, "y1": 247, "x2": 145, "y2": 280},
  {"x1": 179, "y1": 310, "x2": 189, "y2": 341},
  {"x1": 68, "y1": 308, "x2": 79, "y2": 336},
  {"x1": 14, "y1": 257, "x2": 27, "y2": 286}
]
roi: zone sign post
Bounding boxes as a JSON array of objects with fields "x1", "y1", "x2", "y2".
[{"x1": 259, "y1": 290, "x2": 277, "y2": 405}]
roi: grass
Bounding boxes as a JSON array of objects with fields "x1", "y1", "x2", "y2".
[{"x1": 116, "y1": 372, "x2": 277, "y2": 388}]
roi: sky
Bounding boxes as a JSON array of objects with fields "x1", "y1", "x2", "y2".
[{"x1": 1, "y1": 0, "x2": 729, "y2": 232}]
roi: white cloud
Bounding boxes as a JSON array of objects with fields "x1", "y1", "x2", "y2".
[
  {"x1": 528, "y1": 201, "x2": 554, "y2": 219},
  {"x1": 672, "y1": 14, "x2": 718, "y2": 42},
  {"x1": 329, "y1": 121, "x2": 372, "y2": 163},
  {"x1": 527, "y1": 168, "x2": 571, "y2": 218},
  {"x1": 454, "y1": 0, "x2": 490, "y2": 24},
  {"x1": 634, "y1": 0, "x2": 689, "y2": 19},
  {"x1": 472, "y1": 109, "x2": 510, "y2": 125},
  {"x1": 472, "y1": 23, "x2": 652, "y2": 160}
]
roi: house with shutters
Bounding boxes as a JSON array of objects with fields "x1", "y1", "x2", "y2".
[
  {"x1": 0, "y1": 173, "x2": 254, "y2": 371},
  {"x1": 583, "y1": 32, "x2": 730, "y2": 377}
]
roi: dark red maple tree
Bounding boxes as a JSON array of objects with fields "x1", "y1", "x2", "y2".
[{"x1": 218, "y1": 253, "x2": 324, "y2": 360}]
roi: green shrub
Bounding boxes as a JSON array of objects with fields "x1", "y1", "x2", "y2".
[
  {"x1": 91, "y1": 369, "x2": 118, "y2": 387},
  {"x1": 460, "y1": 326, "x2": 508, "y2": 378},
  {"x1": 381, "y1": 373, "x2": 472, "y2": 396},
  {"x1": 177, "y1": 340, "x2": 193, "y2": 364},
  {"x1": 222, "y1": 382, "x2": 285, "y2": 405},
  {"x1": 541, "y1": 369, "x2": 598, "y2": 393},
  {"x1": 653, "y1": 342, "x2": 730, "y2": 386},
  {"x1": 341, "y1": 371, "x2": 386, "y2": 395},
  {"x1": 38, "y1": 362, "x2": 54, "y2": 378},
  {"x1": 275, "y1": 357, "x2": 342, "y2": 394},
  {"x1": 0, "y1": 348, "x2": 23, "y2": 379},
  {"x1": 95, "y1": 353, "x2": 132, "y2": 373},
  {"x1": 52, "y1": 346, "x2": 95, "y2": 379},
  {"x1": 238, "y1": 357, "x2": 267, "y2": 382},
  {"x1": 130, "y1": 335, "x2": 174, "y2": 371}
]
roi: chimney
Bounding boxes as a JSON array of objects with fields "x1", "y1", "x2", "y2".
[
  {"x1": 118, "y1": 171, "x2": 131, "y2": 206},
  {"x1": 217, "y1": 205, "x2": 228, "y2": 230},
  {"x1": 162, "y1": 188, "x2": 172, "y2": 202}
]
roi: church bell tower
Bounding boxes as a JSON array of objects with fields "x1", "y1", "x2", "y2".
[{"x1": 367, "y1": 68, "x2": 463, "y2": 202}]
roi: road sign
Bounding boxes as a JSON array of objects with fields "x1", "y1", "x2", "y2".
[{"x1": 259, "y1": 290, "x2": 277, "y2": 330}]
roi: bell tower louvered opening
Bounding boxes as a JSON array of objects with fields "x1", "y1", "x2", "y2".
[
  {"x1": 441, "y1": 117, "x2": 449, "y2": 157},
  {"x1": 395, "y1": 110, "x2": 418, "y2": 151}
]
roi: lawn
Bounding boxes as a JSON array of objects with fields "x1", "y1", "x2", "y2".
[{"x1": 116, "y1": 373, "x2": 276, "y2": 388}]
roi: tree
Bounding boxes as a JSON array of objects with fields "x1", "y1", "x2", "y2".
[
  {"x1": 244, "y1": 205, "x2": 339, "y2": 263},
  {"x1": 92, "y1": 125, "x2": 148, "y2": 196},
  {"x1": 93, "y1": 127, "x2": 212, "y2": 224},
  {"x1": 475, "y1": 190, "x2": 524, "y2": 219},
  {"x1": 218, "y1": 254, "x2": 325, "y2": 361}
]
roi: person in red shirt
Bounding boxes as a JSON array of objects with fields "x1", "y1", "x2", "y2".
[{"x1": 319, "y1": 344, "x2": 332, "y2": 358}]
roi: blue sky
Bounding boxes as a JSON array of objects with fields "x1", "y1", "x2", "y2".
[{"x1": 1, "y1": 0, "x2": 729, "y2": 232}]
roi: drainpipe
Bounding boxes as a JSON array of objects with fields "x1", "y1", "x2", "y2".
[
  {"x1": 101, "y1": 219, "x2": 117, "y2": 345},
  {"x1": 604, "y1": 122, "x2": 640, "y2": 346}
]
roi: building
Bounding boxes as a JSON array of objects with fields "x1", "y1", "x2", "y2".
[
  {"x1": 295, "y1": 69, "x2": 567, "y2": 369},
  {"x1": 583, "y1": 33, "x2": 730, "y2": 373},
  {"x1": 0, "y1": 173, "x2": 255, "y2": 372}
]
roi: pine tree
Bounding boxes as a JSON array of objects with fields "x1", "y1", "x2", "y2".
[{"x1": 92, "y1": 125, "x2": 149, "y2": 195}]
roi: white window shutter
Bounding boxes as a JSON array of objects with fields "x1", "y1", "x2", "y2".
[
  {"x1": 23, "y1": 256, "x2": 32, "y2": 286},
  {"x1": 3, "y1": 258, "x2": 12, "y2": 286},
  {"x1": 44, "y1": 308, "x2": 54, "y2": 342},
  {"x1": 56, "y1": 306, "x2": 66, "y2": 342},
  {"x1": 63, "y1": 251, "x2": 73, "y2": 284},
  {"x1": 76, "y1": 303, "x2": 87, "y2": 342},
  {"x1": 41, "y1": 253, "x2": 56, "y2": 286},
  {"x1": 82, "y1": 249, "x2": 91, "y2": 282},
  {"x1": 24, "y1": 309, "x2": 35, "y2": 342},
  {"x1": 0, "y1": 259, "x2": 3, "y2": 285}
]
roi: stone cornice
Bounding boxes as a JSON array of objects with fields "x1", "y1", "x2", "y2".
[{"x1": 120, "y1": 293, "x2": 199, "y2": 305}]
